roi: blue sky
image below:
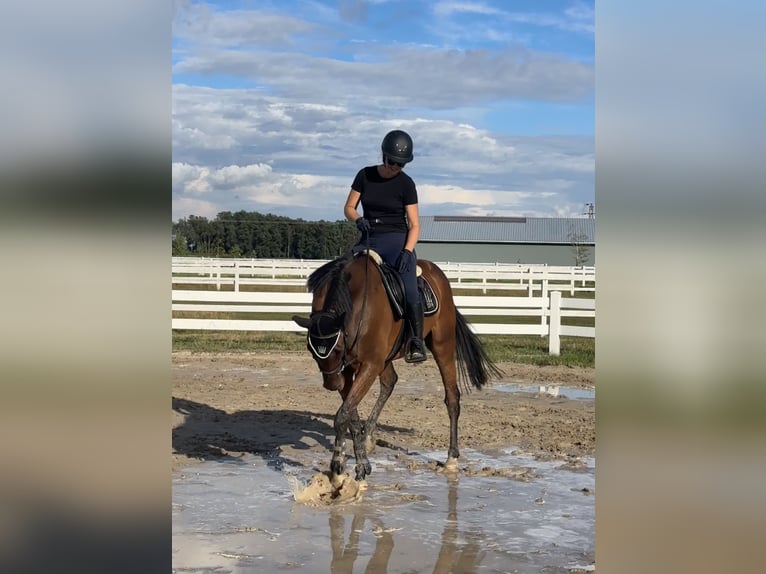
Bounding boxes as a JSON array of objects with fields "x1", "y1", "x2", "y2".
[{"x1": 172, "y1": 0, "x2": 594, "y2": 222}]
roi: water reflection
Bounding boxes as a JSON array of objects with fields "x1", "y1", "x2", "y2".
[
  {"x1": 432, "y1": 476, "x2": 485, "y2": 574},
  {"x1": 329, "y1": 510, "x2": 394, "y2": 574},
  {"x1": 327, "y1": 476, "x2": 485, "y2": 574},
  {"x1": 493, "y1": 383, "x2": 595, "y2": 401}
]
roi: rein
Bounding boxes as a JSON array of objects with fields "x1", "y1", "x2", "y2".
[{"x1": 344, "y1": 237, "x2": 370, "y2": 356}]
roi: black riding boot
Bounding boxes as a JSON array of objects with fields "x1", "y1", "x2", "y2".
[{"x1": 404, "y1": 302, "x2": 427, "y2": 363}]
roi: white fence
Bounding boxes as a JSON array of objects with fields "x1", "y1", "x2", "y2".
[
  {"x1": 171, "y1": 257, "x2": 595, "y2": 355},
  {"x1": 172, "y1": 257, "x2": 595, "y2": 297}
]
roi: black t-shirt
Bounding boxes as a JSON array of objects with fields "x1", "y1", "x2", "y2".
[{"x1": 351, "y1": 166, "x2": 418, "y2": 233}]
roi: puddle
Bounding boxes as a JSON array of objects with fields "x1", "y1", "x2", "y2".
[
  {"x1": 493, "y1": 383, "x2": 595, "y2": 401},
  {"x1": 173, "y1": 447, "x2": 594, "y2": 573}
]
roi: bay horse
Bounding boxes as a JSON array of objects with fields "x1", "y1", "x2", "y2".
[{"x1": 292, "y1": 252, "x2": 502, "y2": 481}]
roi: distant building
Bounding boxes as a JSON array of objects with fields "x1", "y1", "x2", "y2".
[{"x1": 416, "y1": 216, "x2": 595, "y2": 266}]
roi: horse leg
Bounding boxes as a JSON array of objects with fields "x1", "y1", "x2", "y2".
[
  {"x1": 330, "y1": 369, "x2": 356, "y2": 477},
  {"x1": 363, "y1": 363, "x2": 398, "y2": 454},
  {"x1": 331, "y1": 364, "x2": 379, "y2": 481},
  {"x1": 348, "y1": 417, "x2": 370, "y2": 481},
  {"x1": 432, "y1": 340, "x2": 461, "y2": 468},
  {"x1": 332, "y1": 409, "x2": 368, "y2": 480},
  {"x1": 339, "y1": 381, "x2": 370, "y2": 480}
]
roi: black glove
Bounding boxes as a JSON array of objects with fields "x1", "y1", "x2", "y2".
[
  {"x1": 355, "y1": 217, "x2": 371, "y2": 233},
  {"x1": 396, "y1": 249, "x2": 414, "y2": 273}
]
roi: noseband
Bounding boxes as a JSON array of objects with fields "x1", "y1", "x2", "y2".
[
  {"x1": 307, "y1": 255, "x2": 371, "y2": 377},
  {"x1": 319, "y1": 347, "x2": 347, "y2": 376},
  {"x1": 306, "y1": 323, "x2": 348, "y2": 376}
]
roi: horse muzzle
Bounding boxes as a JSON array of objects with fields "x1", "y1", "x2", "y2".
[{"x1": 322, "y1": 373, "x2": 345, "y2": 391}]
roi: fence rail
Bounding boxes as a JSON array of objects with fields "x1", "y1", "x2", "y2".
[
  {"x1": 171, "y1": 285, "x2": 595, "y2": 355},
  {"x1": 172, "y1": 257, "x2": 595, "y2": 296}
]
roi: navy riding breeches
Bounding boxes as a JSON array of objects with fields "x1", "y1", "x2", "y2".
[{"x1": 353, "y1": 231, "x2": 418, "y2": 303}]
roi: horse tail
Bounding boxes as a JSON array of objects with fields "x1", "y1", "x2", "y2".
[{"x1": 454, "y1": 309, "x2": 503, "y2": 391}]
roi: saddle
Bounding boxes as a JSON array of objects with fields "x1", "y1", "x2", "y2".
[{"x1": 354, "y1": 250, "x2": 439, "y2": 320}]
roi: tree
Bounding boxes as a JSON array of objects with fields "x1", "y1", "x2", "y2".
[
  {"x1": 172, "y1": 233, "x2": 190, "y2": 256},
  {"x1": 568, "y1": 225, "x2": 592, "y2": 266},
  {"x1": 172, "y1": 211, "x2": 362, "y2": 259}
]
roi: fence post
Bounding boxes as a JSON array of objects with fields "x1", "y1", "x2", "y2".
[
  {"x1": 548, "y1": 290, "x2": 561, "y2": 355},
  {"x1": 234, "y1": 261, "x2": 240, "y2": 292},
  {"x1": 526, "y1": 268, "x2": 534, "y2": 297},
  {"x1": 540, "y1": 276, "x2": 549, "y2": 332}
]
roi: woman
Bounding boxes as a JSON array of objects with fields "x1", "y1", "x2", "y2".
[{"x1": 343, "y1": 129, "x2": 426, "y2": 363}]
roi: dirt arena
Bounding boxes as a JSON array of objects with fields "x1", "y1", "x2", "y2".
[{"x1": 172, "y1": 350, "x2": 595, "y2": 474}]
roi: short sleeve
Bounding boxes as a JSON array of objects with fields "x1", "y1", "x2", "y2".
[
  {"x1": 351, "y1": 169, "x2": 366, "y2": 194},
  {"x1": 403, "y1": 177, "x2": 418, "y2": 205}
]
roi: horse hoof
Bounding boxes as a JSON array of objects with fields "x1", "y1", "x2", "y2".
[
  {"x1": 444, "y1": 457, "x2": 459, "y2": 471},
  {"x1": 330, "y1": 460, "x2": 345, "y2": 477},
  {"x1": 355, "y1": 462, "x2": 372, "y2": 481}
]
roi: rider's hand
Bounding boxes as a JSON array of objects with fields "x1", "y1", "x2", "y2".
[
  {"x1": 396, "y1": 249, "x2": 413, "y2": 273},
  {"x1": 355, "y1": 217, "x2": 371, "y2": 233}
]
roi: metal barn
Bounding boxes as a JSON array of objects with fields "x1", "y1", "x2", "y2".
[{"x1": 415, "y1": 216, "x2": 595, "y2": 266}]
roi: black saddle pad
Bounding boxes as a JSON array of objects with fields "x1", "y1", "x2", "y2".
[
  {"x1": 377, "y1": 262, "x2": 439, "y2": 318},
  {"x1": 353, "y1": 251, "x2": 439, "y2": 318},
  {"x1": 418, "y1": 275, "x2": 438, "y2": 316}
]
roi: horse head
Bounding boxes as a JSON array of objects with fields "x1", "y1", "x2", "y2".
[{"x1": 292, "y1": 311, "x2": 348, "y2": 391}]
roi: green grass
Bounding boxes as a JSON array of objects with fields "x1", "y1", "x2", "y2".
[
  {"x1": 172, "y1": 280, "x2": 595, "y2": 368},
  {"x1": 173, "y1": 330, "x2": 308, "y2": 353},
  {"x1": 172, "y1": 331, "x2": 594, "y2": 368},
  {"x1": 479, "y1": 335, "x2": 594, "y2": 367}
]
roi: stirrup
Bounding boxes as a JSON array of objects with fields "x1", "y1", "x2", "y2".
[{"x1": 405, "y1": 339, "x2": 427, "y2": 363}]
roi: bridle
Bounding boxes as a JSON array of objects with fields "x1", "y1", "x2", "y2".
[
  {"x1": 305, "y1": 320, "x2": 346, "y2": 376},
  {"x1": 309, "y1": 241, "x2": 371, "y2": 377},
  {"x1": 318, "y1": 344, "x2": 348, "y2": 376}
]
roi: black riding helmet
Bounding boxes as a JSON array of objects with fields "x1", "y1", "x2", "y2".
[{"x1": 381, "y1": 130, "x2": 413, "y2": 164}]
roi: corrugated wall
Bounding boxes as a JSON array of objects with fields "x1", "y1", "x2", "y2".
[
  {"x1": 416, "y1": 242, "x2": 596, "y2": 266},
  {"x1": 420, "y1": 216, "x2": 595, "y2": 244}
]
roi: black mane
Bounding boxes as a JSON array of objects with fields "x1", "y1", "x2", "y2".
[{"x1": 306, "y1": 254, "x2": 353, "y2": 317}]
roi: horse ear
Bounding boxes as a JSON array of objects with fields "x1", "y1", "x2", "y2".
[{"x1": 292, "y1": 315, "x2": 311, "y2": 329}]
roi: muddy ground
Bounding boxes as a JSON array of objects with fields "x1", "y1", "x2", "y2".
[{"x1": 172, "y1": 351, "x2": 595, "y2": 475}]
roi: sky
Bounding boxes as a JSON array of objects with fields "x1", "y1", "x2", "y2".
[{"x1": 172, "y1": 0, "x2": 594, "y2": 222}]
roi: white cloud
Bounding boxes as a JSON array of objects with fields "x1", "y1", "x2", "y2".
[
  {"x1": 433, "y1": 1, "x2": 503, "y2": 17},
  {"x1": 499, "y1": 3, "x2": 595, "y2": 35},
  {"x1": 172, "y1": 162, "x2": 272, "y2": 195},
  {"x1": 210, "y1": 163, "x2": 272, "y2": 187},
  {"x1": 182, "y1": 47, "x2": 590, "y2": 106},
  {"x1": 429, "y1": 0, "x2": 594, "y2": 46},
  {"x1": 173, "y1": 5, "x2": 317, "y2": 48},
  {"x1": 173, "y1": 196, "x2": 220, "y2": 220},
  {"x1": 171, "y1": 2, "x2": 593, "y2": 222},
  {"x1": 418, "y1": 184, "x2": 500, "y2": 206},
  {"x1": 173, "y1": 121, "x2": 239, "y2": 151},
  {"x1": 173, "y1": 163, "x2": 211, "y2": 194},
  {"x1": 171, "y1": 84, "x2": 593, "y2": 221}
]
